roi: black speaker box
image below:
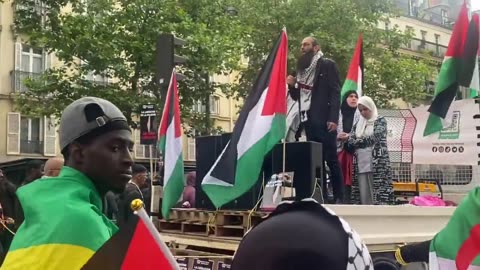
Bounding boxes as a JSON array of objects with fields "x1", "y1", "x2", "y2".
[
  {"x1": 263, "y1": 141, "x2": 323, "y2": 201},
  {"x1": 195, "y1": 133, "x2": 263, "y2": 210}
]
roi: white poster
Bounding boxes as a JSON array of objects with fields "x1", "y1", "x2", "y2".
[{"x1": 411, "y1": 99, "x2": 480, "y2": 166}]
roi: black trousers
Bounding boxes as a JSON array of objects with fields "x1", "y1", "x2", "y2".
[{"x1": 302, "y1": 121, "x2": 345, "y2": 203}]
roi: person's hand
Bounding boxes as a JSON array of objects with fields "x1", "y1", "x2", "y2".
[
  {"x1": 5, "y1": 217, "x2": 14, "y2": 224},
  {"x1": 182, "y1": 201, "x2": 191, "y2": 208},
  {"x1": 287, "y1": 75, "x2": 296, "y2": 87},
  {"x1": 327, "y1": 122, "x2": 337, "y2": 132},
  {"x1": 337, "y1": 132, "x2": 349, "y2": 141}
]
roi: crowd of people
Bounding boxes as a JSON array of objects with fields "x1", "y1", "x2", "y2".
[{"x1": 286, "y1": 36, "x2": 394, "y2": 205}]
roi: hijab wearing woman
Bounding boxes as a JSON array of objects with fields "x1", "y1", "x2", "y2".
[
  {"x1": 340, "y1": 91, "x2": 359, "y2": 134},
  {"x1": 347, "y1": 96, "x2": 393, "y2": 205},
  {"x1": 337, "y1": 91, "x2": 360, "y2": 203},
  {"x1": 355, "y1": 96, "x2": 378, "y2": 138}
]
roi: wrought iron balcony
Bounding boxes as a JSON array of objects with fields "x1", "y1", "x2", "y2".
[
  {"x1": 20, "y1": 140, "x2": 43, "y2": 154},
  {"x1": 403, "y1": 38, "x2": 447, "y2": 58}
]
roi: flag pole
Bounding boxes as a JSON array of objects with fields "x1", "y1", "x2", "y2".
[
  {"x1": 282, "y1": 26, "x2": 287, "y2": 176},
  {"x1": 149, "y1": 144, "x2": 155, "y2": 216},
  {"x1": 132, "y1": 199, "x2": 180, "y2": 270}
]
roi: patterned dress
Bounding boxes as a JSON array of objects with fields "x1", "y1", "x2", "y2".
[{"x1": 347, "y1": 116, "x2": 394, "y2": 205}]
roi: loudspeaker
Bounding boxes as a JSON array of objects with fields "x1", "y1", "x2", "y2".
[
  {"x1": 263, "y1": 141, "x2": 323, "y2": 201},
  {"x1": 195, "y1": 133, "x2": 262, "y2": 210},
  {"x1": 195, "y1": 135, "x2": 223, "y2": 210}
]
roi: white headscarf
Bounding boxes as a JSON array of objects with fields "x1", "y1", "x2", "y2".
[{"x1": 355, "y1": 96, "x2": 378, "y2": 138}]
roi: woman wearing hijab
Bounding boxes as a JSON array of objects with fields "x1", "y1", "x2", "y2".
[
  {"x1": 347, "y1": 96, "x2": 393, "y2": 205},
  {"x1": 337, "y1": 91, "x2": 360, "y2": 203}
]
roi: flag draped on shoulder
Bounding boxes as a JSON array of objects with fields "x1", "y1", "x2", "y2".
[
  {"x1": 82, "y1": 200, "x2": 179, "y2": 270},
  {"x1": 341, "y1": 33, "x2": 364, "y2": 101},
  {"x1": 429, "y1": 187, "x2": 480, "y2": 270},
  {"x1": 0, "y1": 167, "x2": 118, "y2": 270},
  {"x1": 201, "y1": 29, "x2": 288, "y2": 208},
  {"x1": 423, "y1": 3, "x2": 469, "y2": 136},
  {"x1": 157, "y1": 70, "x2": 184, "y2": 219}
]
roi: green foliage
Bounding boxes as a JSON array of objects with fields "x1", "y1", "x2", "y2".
[
  {"x1": 231, "y1": 0, "x2": 436, "y2": 108},
  {"x1": 13, "y1": 0, "x2": 437, "y2": 136},
  {"x1": 13, "y1": 0, "x2": 245, "y2": 134}
]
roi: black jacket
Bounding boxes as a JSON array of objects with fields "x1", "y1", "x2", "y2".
[
  {"x1": 289, "y1": 57, "x2": 341, "y2": 129},
  {"x1": 117, "y1": 182, "x2": 143, "y2": 227}
]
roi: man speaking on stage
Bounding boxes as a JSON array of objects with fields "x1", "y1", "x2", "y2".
[{"x1": 287, "y1": 36, "x2": 344, "y2": 203}]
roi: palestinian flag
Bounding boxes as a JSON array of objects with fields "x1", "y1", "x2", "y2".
[
  {"x1": 82, "y1": 200, "x2": 179, "y2": 270},
  {"x1": 157, "y1": 70, "x2": 184, "y2": 219},
  {"x1": 201, "y1": 29, "x2": 288, "y2": 208},
  {"x1": 423, "y1": 3, "x2": 469, "y2": 136},
  {"x1": 468, "y1": 14, "x2": 480, "y2": 98},
  {"x1": 429, "y1": 187, "x2": 480, "y2": 270},
  {"x1": 341, "y1": 33, "x2": 364, "y2": 101}
]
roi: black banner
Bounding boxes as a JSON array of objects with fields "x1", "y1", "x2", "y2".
[
  {"x1": 140, "y1": 104, "x2": 157, "y2": 145},
  {"x1": 176, "y1": 257, "x2": 188, "y2": 270},
  {"x1": 218, "y1": 261, "x2": 231, "y2": 270},
  {"x1": 192, "y1": 258, "x2": 213, "y2": 270}
]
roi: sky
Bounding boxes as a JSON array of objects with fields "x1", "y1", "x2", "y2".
[{"x1": 473, "y1": 0, "x2": 480, "y2": 12}]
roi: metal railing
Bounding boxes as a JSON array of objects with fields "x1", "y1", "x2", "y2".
[
  {"x1": 403, "y1": 38, "x2": 447, "y2": 58},
  {"x1": 20, "y1": 140, "x2": 43, "y2": 154},
  {"x1": 11, "y1": 70, "x2": 43, "y2": 92}
]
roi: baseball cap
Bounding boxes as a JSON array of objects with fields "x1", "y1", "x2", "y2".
[
  {"x1": 232, "y1": 199, "x2": 373, "y2": 270},
  {"x1": 59, "y1": 97, "x2": 130, "y2": 151}
]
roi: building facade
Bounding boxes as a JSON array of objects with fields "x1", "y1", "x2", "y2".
[
  {"x1": 387, "y1": 0, "x2": 456, "y2": 108},
  {"x1": 0, "y1": 0, "x2": 239, "y2": 174}
]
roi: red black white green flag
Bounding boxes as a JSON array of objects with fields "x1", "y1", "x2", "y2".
[
  {"x1": 341, "y1": 33, "x2": 363, "y2": 101},
  {"x1": 423, "y1": 3, "x2": 470, "y2": 136},
  {"x1": 82, "y1": 200, "x2": 180, "y2": 270},
  {"x1": 468, "y1": 14, "x2": 480, "y2": 98},
  {"x1": 157, "y1": 71, "x2": 184, "y2": 219},
  {"x1": 429, "y1": 188, "x2": 480, "y2": 270},
  {"x1": 201, "y1": 29, "x2": 288, "y2": 208}
]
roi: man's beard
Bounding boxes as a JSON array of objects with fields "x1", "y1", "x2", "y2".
[{"x1": 297, "y1": 50, "x2": 315, "y2": 71}]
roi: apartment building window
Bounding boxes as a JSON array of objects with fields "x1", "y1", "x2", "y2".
[
  {"x1": 20, "y1": 117, "x2": 43, "y2": 154},
  {"x1": 85, "y1": 72, "x2": 109, "y2": 85},
  {"x1": 14, "y1": 43, "x2": 50, "y2": 92},
  {"x1": 408, "y1": 0, "x2": 419, "y2": 17},
  {"x1": 406, "y1": 26, "x2": 414, "y2": 49},
  {"x1": 187, "y1": 136, "x2": 196, "y2": 161},
  {"x1": 81, "y1": 60, "x2": 109, "y2": 85},
  {"x1": 419, "y1": 30, "x2": 427, "y2": 50},
  {"x1": 22, "y1": 45, "x2": 43, "y2": 73},
  {"x1": 441, "y1": 9, "x2": 448, "y2": 25},
  {"x1": 434, "y1": 34, "x2": 440, "y2": 56},
  {"x1": 192, "y1": 96, "x2": 220, "y2": 115},
  {"x1": 192, "y1": 100, "x2": 206, "y2": 113},
  {"x1": 7, "y1": 113, "x2": 57, "y2": 156},
  {"x1": 210, "y1": 96, "x2": 220, "y2": 115}
]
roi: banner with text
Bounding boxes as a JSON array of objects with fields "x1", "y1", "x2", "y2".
[
  {"x1": 380, "y1": 100, "x2": 480, "y2": 166},
  {"x1": 410, "y1": 99, "x2": 480, "y2": 166}
]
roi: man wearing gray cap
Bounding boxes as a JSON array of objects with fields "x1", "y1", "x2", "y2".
[{"x1": 2, "y1": 97, "x2": 134, "y2": 270}]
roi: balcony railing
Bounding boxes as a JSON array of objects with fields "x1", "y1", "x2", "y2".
[
  {"x1": 403, "y1": 38, "x2": 447, "y2": 58},
  {"x1": 12, "y1": 70, "x2": 43, "y2": 92},
  {"x1": 394, "y1": 0, "x2": 455, "y2": 29},
  {"x1": 20, "y1": 140, "x2": 43, "y2": 154}
]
